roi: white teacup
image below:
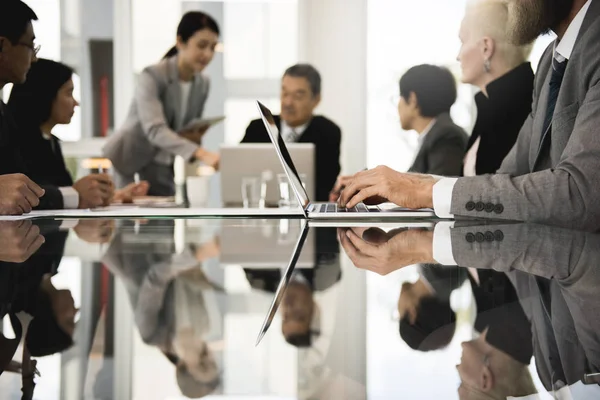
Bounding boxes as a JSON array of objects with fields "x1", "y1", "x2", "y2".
[{"x1": 186, "y1": 175, "x2": 211, "y2": 207}]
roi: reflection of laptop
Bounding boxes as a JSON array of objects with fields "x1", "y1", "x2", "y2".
[
  {"x1": 256, "y1": 220, "x2": 309, "y2": 345},
  {"x1": 255, "y1": 221, "x2": 435, "y2": 346},
  {"x1": 220, "y1": 219, "x2": 315, "y2": 268},
  {"x1": 256, "y1": 101, "x2": 435, "y2": 219},
  {"x1": 220, "y1": 144, "x2": 315, "y2": 206}
]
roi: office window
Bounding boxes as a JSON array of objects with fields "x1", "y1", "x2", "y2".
[{"x1": 224, "y1": 1, "x2": 297, "y2": 79}]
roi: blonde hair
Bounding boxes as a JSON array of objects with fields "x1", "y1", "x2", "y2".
[{"x1": 464, "y1": 0, "x2": 533, "y2": 69}]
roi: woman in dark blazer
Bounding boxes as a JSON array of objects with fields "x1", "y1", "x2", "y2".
[
  {"x1": 7, "y1": 59, "x2": 146, "y2": 207},
  {"x1": 103, "y1": 11, "x2": 221, "y2": 196},
  {"x1": 457, "y1": 1, "x2": 535, "y2": 176}
]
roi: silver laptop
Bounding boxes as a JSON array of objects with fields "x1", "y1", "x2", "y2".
[
  {"x1": 220, "y1": 143, "x2": 315, "y2": 206},
  {"x1": 256, "y1": 101, "x2": 436, "y2": 219}
]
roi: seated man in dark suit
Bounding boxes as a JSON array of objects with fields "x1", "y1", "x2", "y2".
[
  {"x1": 241, "y1": 64, "x2": 341, "y2": 201},
  {"x1": 0, "y1": 0, "x2": 46, "y2": 214},
  {"x1": 400, "y1": 64, "x2": 468, "y2": 176}
]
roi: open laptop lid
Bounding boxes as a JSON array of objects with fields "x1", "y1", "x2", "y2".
[
  {"x1": 256, "y1": 101, "x2": 310, "y2": 216},
  {"x1": 255, "y1": 220, "x2": 310, "y2": 346}
]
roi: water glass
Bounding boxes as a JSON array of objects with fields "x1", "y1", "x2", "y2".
[
  {"x1": 241, "y1": 177, "x2": 260, "y2": 208},
  {"x1": 277, "y1": 173, "x2": 307, "y2": 208}
]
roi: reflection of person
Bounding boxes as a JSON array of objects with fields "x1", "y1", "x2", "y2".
[
  {"x1": 458, "y1": 0, "x2": 534, "y2": 176},
  {"x1": 345, "y1": 221, "x2": 600, "y2": 396},
  {"x1": 457, "y1": 328, "x2": 536, "y2": 399},
  {"x1": 0, "y1": 1, "x2": 55, "y2": 213},
  {"x1": 8, "y1": 59, "x2": 148, "y2": 208},
  {"x1": 103, "y1": 221, "x2": 221, "y2": 397},
  {"x1": 245, "y1": 227, "x2": 340, "y2": 347},
  {"x1": 0, "y1": 220, "x2": 45, "y2": 263},
  {"x1": 398, "y1": 265, "x2": 461, "y2": 352},
  {"x1": 104, "y1": 12, "x2": 221, "y2": 196},
  {"x1": 0, "y1": 217, "x2": 76, "y2": 399},
  {"x1": 241, "y1": 64, "x2": 341, "y2": 201},
  {"x1": 337, "y1": 1, "x2": 600, "y2": 231}
]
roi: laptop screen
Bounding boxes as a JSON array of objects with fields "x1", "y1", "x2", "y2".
[{"x1": 256, "y1": 101, "x2": 310, "y2": 209}]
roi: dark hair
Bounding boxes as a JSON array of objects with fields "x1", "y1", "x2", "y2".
[
  {"x1": 284, "y1": 64, "x2": 322, "y2": 97},
  {"x1": 0, "y1": 0, "x2": 38, "y2": 45},
  {"x1": 7, "y1": 58, "x2": 74, "y2": 128},
  {"x1": 399, "y1": 64, "x2": 457, "y2": 118},
  {"x1": 285, "y1": 332, "x2": 312, "y2": 348},
  {"x1": 399, "y1": 296, "x2": 457, "y2": 352},
  {"x1": 164, "y1": 11, "x2": 220, "y2": 59},
  {"x1": 25, "y1": 289, "x2": 74, "y2": 357}
]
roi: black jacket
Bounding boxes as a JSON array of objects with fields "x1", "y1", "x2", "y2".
[
  {"x1": 241, "y1": 115, "x2": 341, "y2": 202},
  {"x1": 0, "y1": 102, "x2": 65, "y2": 209},
  {"x1": 16, "y1": 125, "x2": 73, "y2": 187},
  {"x1": 408, "y1": 112, "x2": 468, "y2": 176},
  {"x1": 467, "y1": 62, "x2": 535, "y2": 175}
]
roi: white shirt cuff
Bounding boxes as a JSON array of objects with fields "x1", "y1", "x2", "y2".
[
  {"x1": 433, "y1": 221, "x2": 457, "y2": 265},
  {"x1": 59, "y1": 187, "x2": 79, "y2": 209},
  {"x1": 433, "y1": 178, "x2": 458, "y2": 218}
]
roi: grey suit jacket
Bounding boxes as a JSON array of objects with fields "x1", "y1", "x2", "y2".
[
  {"x1": 450, "y1": 223, "x2": 600, "y2": 389},
  {"x1": 408, "y1": 112, "x2": 467, "y2": 176},
  {"x1": 451, "y1": 1, "x2": 600, "y2": 230},
  {"x1": 103, "y1": 56, "x2": 209, "y2": 176}
]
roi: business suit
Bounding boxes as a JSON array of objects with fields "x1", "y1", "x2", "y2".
[
  {"x1": 241, "y1": 115, "x2": 341, "y2": 201},
  {"x1": 103, "y1": 56, "x2": 210, "y2": 196},
  {"x1": 465, "y1": 62, "x2": 535, "y2": 175},
  {"x1": 451, "y1": 2, "x2": 600, "y2": 230},
  {"x1": 408, "y1": 112, "x2": 468, "y2": 176},
  {"x1": 12, "y1": 126, "x2": 73, "y2": 188},
  {"x1": 450, "y1": 223, "x2": 600, "y2": 390},
  {"x1": 0, "y1": 102, "x2": 65, "y2": 210}
]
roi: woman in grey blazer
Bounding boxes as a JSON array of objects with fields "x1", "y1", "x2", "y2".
[{"x1": 103, "y1": 11, "x2": 221, "y2": 196}]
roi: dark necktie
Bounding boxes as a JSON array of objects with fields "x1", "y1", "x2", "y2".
[{"x1": 539, "y1": 57, "x2": 568, "y2": 151}]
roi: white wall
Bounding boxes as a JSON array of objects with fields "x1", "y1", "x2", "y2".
[{"x1": 299, "y1": 0, "x2": 368, "y2": 175}]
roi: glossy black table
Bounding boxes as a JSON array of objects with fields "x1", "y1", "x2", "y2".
[{"x1": 0, "y1": 218, "x2": 597, "y2": 400}]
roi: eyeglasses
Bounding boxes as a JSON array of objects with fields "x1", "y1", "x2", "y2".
[{"x1": 17, "y1": 42, "x2": 41, "y2": 56}]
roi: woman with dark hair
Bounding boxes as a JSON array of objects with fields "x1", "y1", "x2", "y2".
[
  {"x1": 103, "y1": 11, "x2": 221, "y2": 196},
  {"x1": 7, "y1": 59, "x2": 148, "y2": 205}
]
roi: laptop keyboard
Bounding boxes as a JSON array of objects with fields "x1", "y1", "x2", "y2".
[{"x1": 319, "y1": 203, "x2": 375, "y2": 213}]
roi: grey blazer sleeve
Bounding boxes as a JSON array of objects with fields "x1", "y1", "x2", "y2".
[
  {"x1": 135, "y1": 70, "x2": 198, "y2": 161},
  {"x1": 451, "y1": 81, "x2": 600, "y2": 230}
]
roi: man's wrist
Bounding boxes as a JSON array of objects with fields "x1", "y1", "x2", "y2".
[
  {"x1": 418, "y1": 230, "x2": 437, "y2": 263},
  {"x1": 420, "y1": 178, "x2": 437, "y2": 209}
]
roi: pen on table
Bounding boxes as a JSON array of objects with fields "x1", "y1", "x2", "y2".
[{"x1": 134, "y1": 173, "x2": 141, "y2": 234}]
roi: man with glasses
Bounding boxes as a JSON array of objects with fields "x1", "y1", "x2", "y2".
[{"x1": 0, "y1": 0, "x2": 59, "y2": 213}]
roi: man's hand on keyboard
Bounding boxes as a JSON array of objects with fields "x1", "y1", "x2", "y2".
[
  {"x1": 338, "y1": 226, "x2": 436, "y2": 276},
  {"x1": 337, "y1": 166, "x2": 438, "y2": 210},
  {"x1": 329, "y1": 175, "x2": 352, "y2": 202}
]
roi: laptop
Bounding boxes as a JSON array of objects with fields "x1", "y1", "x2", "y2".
[
  {"x1": 220, "y1": 143, "x2": 315, "y2": 206},
  {"x1": 256, "y1": 101, "x2": 436, "y2": 220}
]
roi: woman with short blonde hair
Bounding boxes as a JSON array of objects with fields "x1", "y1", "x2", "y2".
[{"x1": 458, "y1": 0, "x2": 535, "y2": 176}]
